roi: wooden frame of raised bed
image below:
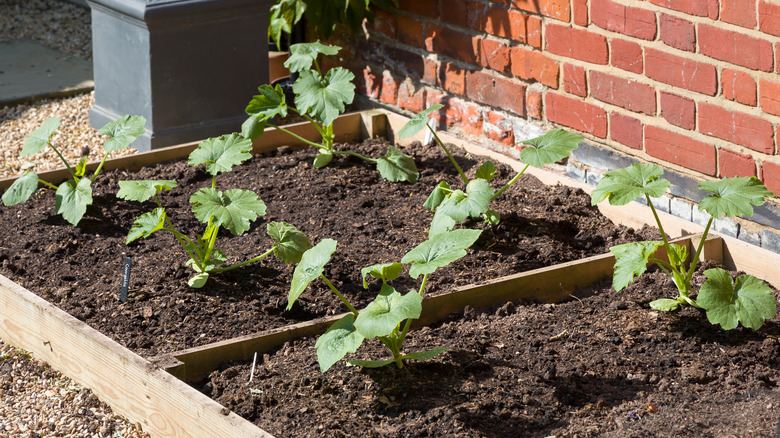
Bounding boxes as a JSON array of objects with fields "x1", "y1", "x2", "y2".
[{"x1": 1, "y1": 110, "x2": 778, "y2": 437}]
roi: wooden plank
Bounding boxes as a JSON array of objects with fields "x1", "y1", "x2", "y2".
[{"x1": 716, "y1": 234, "x2": 780, "y2": 286}]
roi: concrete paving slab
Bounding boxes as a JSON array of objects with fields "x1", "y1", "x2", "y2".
[{"x1": 0, "y1": 39, "x2": 93, "y2": 106}]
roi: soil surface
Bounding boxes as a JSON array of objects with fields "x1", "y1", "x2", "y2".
[
  {"x1": 204, "y1": 262, "x2": 780, "y2": 437},
  {"x1": 0, "y1": 139, "x2": 656, "y2": 357}
]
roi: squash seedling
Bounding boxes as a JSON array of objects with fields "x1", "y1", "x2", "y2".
[
  {"x1": 591, "y1": 163, "x2": 777, "y2": 330},
  {"x1": 398, "y1": 105, "x2": 581, "y2": 234},
  {"x1": 288, "y1": 228, "x2": 482, "y2": 371},
  {"x1": 2, "y1": 115, "x2": 146, "y2": 225},
  {"x1": 118, "y1": 133, "x2": 311, "y2": 288},
  {"x1": 241, "y1": 41, "x2": 419, "y2": 183}
]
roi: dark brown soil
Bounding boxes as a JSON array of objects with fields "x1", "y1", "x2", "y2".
[
  {"x1": 0, "y1": 139, "x2": 655, "y2": 357},
  {"x1": 204, "y1": 262, "x2": 780, "y2": 437}
]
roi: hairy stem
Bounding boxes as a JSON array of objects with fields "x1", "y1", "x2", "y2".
[
  {"x1": 429, "y1": 127, "x2": 468, "y2": 185},
  {"x1": 210, "y1": 247, "x2": 275, "y2": 273},
  {"x1": 38, "y1": 179, "x2": 58, "y2": 190},
  {"x1": 492, "y1": 164, "x2": 530, "y2": 201},
  {"x1": 90, "y1": 153, "x2": 110, "y2": 184},
  {"x1": 685, "y1": 216, "x2": 714, "y2": 284},
  {"x1": 320, "y1": 275, "x2": 359, "y2": 316},
  {"x1": 399, "y1": 273, "x2": 429, "y2": 344},
  {"x1": 333, "y1": 150, "x2": 377, "y2": 162},
  {"x1": 49, "y1": 143, "x2": 78, "y2": 182},
  {"x1": 270, "y1": 124, "x2": 326, "y2": 150}
]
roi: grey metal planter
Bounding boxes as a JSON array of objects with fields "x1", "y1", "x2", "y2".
[{"x1": 86, "y1": 0, "x2": 272, "y2": 151}]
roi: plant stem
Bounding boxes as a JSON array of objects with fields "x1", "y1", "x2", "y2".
[
  {"x1": 320, "y1": 275, "x2": 359, "y2": 316},
  {"x1": 333, "y1": 150, "x2": 377, "y2": 162},
  {"x1": 38, "y1": 179, "x2": 58, "y2": 190},
  {"x1": 685, "y1": 215, "x2": 713, "y2": 283},
  {"x1": 90, "y1": 153, "x2": 110, "y2": 184},
  {"x1": 399, "y1": 273, "x2": 429, "y2": 344},
  {"x1": 492, "y1": 164, "x2": 530, "y2": 201},
  {"x1": 49, "y1": 143, "x2": 78, "y2": 182},
  {"x1": 429, "y1": 126, "x2": 468, "y2": 184},
  {"x1": 269, "y1": 124, "x2": 326, "y2": 150},
  {"x1": 210, "y1": 247, "x2": 274, "y2": 273},
  {"x1": 152, "y1": 194, "x2": 202, "y2": 266},
  {"x1": 646, "y1": 194, "x2": 690, "y2": 296}
]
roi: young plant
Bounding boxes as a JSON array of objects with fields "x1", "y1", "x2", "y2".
[
  {"x1": 288, "y1": 228, "x2": 482, "y2": 371},
  {"x1": 591, "y1": 163, "x2": 777, "y2": 330},
  {"x1": 241, "y1": 41, "x2": 419, "y2": 183},
  {"x1": 399, "y1": 105, "x2": 581, "y2": 234},
  {"x1": 118, "y1": 133, "x2": 311, "y2": 288},
  {"x1": 2, "y1": 115, "x2": 146, "y2": 225}
]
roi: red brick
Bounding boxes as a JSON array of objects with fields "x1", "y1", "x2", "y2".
[
  {"x1": 659, "y1": 14, "x2": 696, "y2": 52},
  {"x1": 461, "y1": 103, "x2": 484, "y2": 136},
  {"x1": 699, "y1": 24, "x2": 774, "y2": 72},
  {"x1": 379, "y1": 72, "x2": 399, "y2": 105},
  {"x1": 645, "y1": 48, "x2": 717, "y2": 95},
  {"x1": 526, "y1": 88, "x2": 543, "y2": 119},
  {"x1": 466, "y1": 70, "x2": 527, "y2": 116},
  {"x1": 369, "y1": 10, "x2": 396, "y2": 39},
  {"x1": 760, "y1": 78, "x2": 780, "y2": 117},
  {"x1": 546, "y1": 24, "x2": 609, "y2": 65},
  {"x1": 425, "y1": 25, "x2": 478, "y2": 64},
  {"x1": 397, "y1": 16, "x2": 424, "y2": 47},
  {"x1": 590, "y1": 71, "x2": 656, "y2": 115},
  {"x1": 563, "y1": 63, "x2": 587, "y2": 97},
  {"x1": 591, "y1": 0, "x2": 657, "y2": 40},
  {"x1": 722, "y1": 0, "x2": 757, "y2": 28},
  {"x1": 440, "y1": 62, "x2": 466, "y2": 95},
  {"x1": 399, "y1": 0, "x2": 439, "y2": 18},
  {"x1": 610, "y1": 112, "x2": 643, "y2": 150},
  {"x1": 545, "y1": 93, "x2": 608, "y2": 137},
  {"x1": 511, "y1": 0, "x2": 571, "y2": 21},
  {"x1": 722, "y1": 69, "x2": 757, "y2": 107},
  {"x1": 759, "y1": 0, "x2": 780, "y2": 37},
  {"x1": 526, "y1": 16, "x2": 542, "y2": 49},
  {"x1": 699, "y1": 103, "x2": 774, "y2": 153},
  {"x1": 358, "y1": 69, "x2": 381, "y2": 99},
  {"x1": 719, "y1": 148, "x2": 757, "y2": 178},
  {"x1": 422, "y1": 57, "x2": 438, "y2": 86},
  {"x1": 484, "y1": 111, "x2": 515, "y2": 146},
  {"x1": 660, "y1": 92, "x2": 696, "y2": 130},
  {"x1": 573, "y1": 0, "x2": 589, "y2": 26},
  {"x1": 610, "y1": 39, "x2": 643, "y2": 73},
  {"x1": 398, "y1": 81, "x2": 426, "y2": 113},
  {"x1": 645, "y1": 126, "x2": 716, "y2": 175},
  {"x1": 761, "y1": 161, "x2": 780, "y2": 196},
  {"x1": 467, "y1": 4, "x2": 527, "y2": 41},
  {"x1": 649, "y1": 0, "x2": 718, "y2": 19},
  {"x1": 442, "y1": 0, "x2": 469, "y2": 27},
  {"x1": 479, "y1": 39, "x2": 512, "y2": 73},
  {"x1": 510, "y1": 47, "x2": 560, "y2": 88}
]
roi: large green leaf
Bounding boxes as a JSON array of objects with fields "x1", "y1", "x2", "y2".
[
  {"x1": 127, "y1": 208, "x2": 167, "y2": 244},
  {"x1": 697, "y1": 268, "x2": 777, "y2": 330},
  {"x1": 284, "y1": 41, "x2": 341, "y2": 73},
  {"x1": 241, "y1": 116, "x2": 266, "y2": 141},
  {"x1": 117, "y1": 180, "x2": 178, "y2": 203},
  {"x1": 288, "y1": 239, "x2": 337, "y2": 310},
  {"x1": 610, "y1": 241, "x2": 663, "y2": 291},
  {"x1": 293, "y1": 67, "x2": 355, "y2": 127},
  {"x1": 21, "y1": 117, "x2": 60, "y2": 156},
  {"x1": 98, "y1": 115, "x2": 146, "y2": 152},
  {"x1": 2, "y1": 171, "x2": 39, "y2": 206},
  {"x1": 188, "y1": 134, "x2": 253, "y2": 176},
  {"x1": 398, "y1": 104, "x2": 443, "y2": 139},
  {"x1": 267, "y1": 221, "x2": 311, "y2": 264},
  {"x1": 245, "y1": 84, "x2": 288, "y2": 122},
  {"x1": 190, "y1": 188, "x2": 266, "y2": 235},
  {"x1": 316, "y1": 314, "x2": 365, "y2": 372},
  {"x1": 475, "y1": 161, "x2": 496, "y2": 182},
  {"x1": 519, "y1": 129, "x2": 581, "y2": 168},
  {"x1": 268, "y1": 0, "x2": 306, "y2": 49},
  {"x1": 429, "y1": 178, "x2": 493, "y2": 235},
  {"x1": 354, "y1": 285, "x2": 423, "y2": 339},
  {"x1": 423, "y1": 181, "x2": 452, "y2": 211},
  {"x1": 401, "y1": 229, "x2": 483, "y2": 279},
  {"x1": 55, "y1": 178, "x2": 93, "y2": 225},
  {"x1": 361, "y1": 262, "x2": 403, "y2": 288},
  {"x1": 697, "y1": 177, "x2": 773, "y2": 219},
  {"x1": 591, "y1": 163, "x2": 670, "y2": 206},
  {"x1": 376, "y1": 146, "x2": 419, "y2": 183}
]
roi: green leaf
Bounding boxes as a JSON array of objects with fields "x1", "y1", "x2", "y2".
[
  {"x1": 209, "y1": 248, "x2": 227, "y2": 266},
  {"x1": 284, "y1": 41, "x2": 341, "y2": 73},
  {"x1": 649, "y1": 298, "x2": 681, "y2": 312},
  {"x1": 74, "y1": 157, "x2": 88, "y2": 178},
  {"x1": 484, "y1": 209, "x2": 500, "y2": 225},
  {"x1": 610, "y1": 241, "x2": 663, "y2": 291},
  {"x1": 267, "y1": 221, "x2": 311, "y2": 264},
  {"x1": 126, "y1": 207, "x2": 167, "y2": 244},
  {"x1": 361, "y1": 263, "x2": 403, "y2": 288},
  {"x1": 188, "y1": 272, "x2": 210, "y2": 288},
  {"x1": 288, "y1": 239, "x2": 337, "y2": 310},
  {"x1": 55, "y1": 178, "x2": 93, "y2": 225},
  {"x1": 190, "y1": 188, "x2": 266, "y2": 235},
  {"x1": 354, "y1": 285, "x2": 423, "y2": 339},
  {"x1": 402, "y1": 346, "x2": 449, "y2": 361},
  {"x1": 423, "y1": 181, "x2": 451, "y2": 211},
  {"x1": 475, "y1": 161, "x2": 496, "y2": 182},
  {"x1": 591, "y1": 163, "x2": 670, "y2": 206},
  {"x1": 21, "y1": 117, "x2": 60, "y2": 156},
  {"x1": 245, "y1": 84, "x2": 288, "y2": 122},
  {"x1": 268, "y1": 0, "x2": 305, "y2": 49},
  {"x1": 293, "y1": 67, "x2": 355, "y2": 127},
  {"x1": 698, "y1": 177, "x2": 773, "y2": 219},
  {"x1": 398, "y1": 104, "x2": 443, "y2": 139},
  {"x1": 347, "y1": 358, "x2": 396, "y2": 368},
  {"x1": 429, "y1": 178, "x2": 494, "y2": 235},
  {"x1": 98, "y1": 115, "x2": 146, "y2": 151},
  {"x1": 316, "y1": 314, "x2": 365, "y2": 372},
  {"x1": 117, "y1": 180, "x2": 178, "y2": 203},
  {"x1": 188, "y1": 134, "x2": 253, "y2": 176},
  {"x1": 313, "y1": 152, "x2": 333, "y2": 168},
  {"x1": 402, "y1": 229, "x2": 483, "y2": 279},
  {"x1": 697, "y1": 268, "x2": 777, "y2": 330},
  {"x1": 376, "y1": 146, "x2": 419, "y2": 183},
  {"x1": 2, "y1": 171, "x2": 39, "y2": 206},
  {"x1": 519, "y1": 129, "x2": 581, "y2": 168},
  {"x1": 241, "y1": 116, "x2": 266, "y2": 141}
]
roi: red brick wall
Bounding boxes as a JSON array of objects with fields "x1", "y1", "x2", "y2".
[{"x1": 331, "y1": 0, "x2": 780, "y2": 197}]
